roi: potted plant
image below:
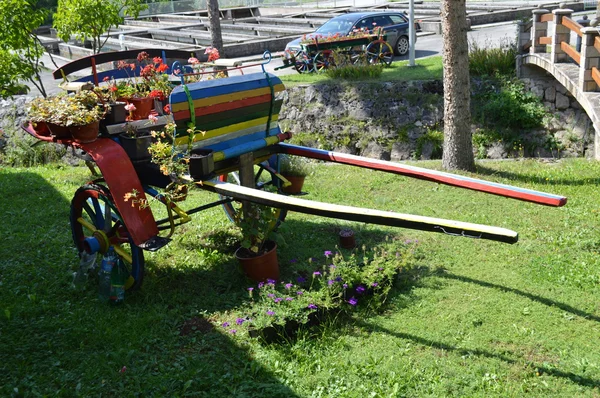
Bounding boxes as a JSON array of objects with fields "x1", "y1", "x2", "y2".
[
  {"x1": 119, "y1": 118, "x2": 156, "y2": 161},
  {"x1": 278, "y1": 154, "x2": 313, "y2": 194},
  {"x1": 111, "y1": 52, "x2": 173, "y2": 120},
  {"x1": 234, "y1": 203, "x2": 283, "y2": 282},
  {"x1": 27, "y1": 91, "x2": 105, "y2": 142},
  {"x1": 94, "y1": 81, "x2": 127, "y2": 125}
]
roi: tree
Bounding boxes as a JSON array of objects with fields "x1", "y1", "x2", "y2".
[
  {"x1": 207, "y1": 0, "x2": 223, "y2": 55},
  {"x1": 440, "y1": 0, "x2": 474, "y2": 171},
  {"x1": 53, "y1": 0, "x2": 147, "y2": 54},
  {"x1": 0, "y1": 0, "x2": 48, "y2": 98}
]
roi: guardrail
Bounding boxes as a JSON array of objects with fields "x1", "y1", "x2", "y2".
[{"x1": 519, "y1": 7, "x2": 600, "y2": 92}]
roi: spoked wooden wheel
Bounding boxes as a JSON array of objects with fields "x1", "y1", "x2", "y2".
[
  {"x1": 365, "y1": 40, "x2": 394, "y2": 66},
  {"x1": 218, "y1": 162, "x2": 287, "y2": 225},
  {"x1": 313, "y1": 51, "x2": 333, "y2": 73},
  {"x1": 293, "y1": 51, "x2": 313, "y2": 74},
  {"x1": 70, "y1": 184, "x2": 145, "y2": 290}
]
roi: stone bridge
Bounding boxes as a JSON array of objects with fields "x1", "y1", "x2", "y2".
[{"x1": 517, "y1": 6, "x2": 600, "y2": 159}]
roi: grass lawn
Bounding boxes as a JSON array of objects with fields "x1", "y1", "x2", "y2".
[{"x1": 1, "y1": 157, "x2": 600, "y2": 396}]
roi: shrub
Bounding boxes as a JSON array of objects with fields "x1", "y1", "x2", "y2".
[
  {"x1": 469, "y1": 38, "x2": 517, "y2": 77},
  {"x1": 325, "y1": 50, "x2": 384, "y2": 80},
  {"x1": 0, "y1": 128, "x2": 66, "y2": 166},
  {"x1": 472, "y1": 77, "x2": 548, "y2": 131}
]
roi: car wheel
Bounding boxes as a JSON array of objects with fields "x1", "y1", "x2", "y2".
[{"x1": 395, "y1": 36, "x2": 409, "y2": 56}]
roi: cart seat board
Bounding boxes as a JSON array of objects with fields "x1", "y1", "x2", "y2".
[{"x1": 169, "y1": 72, "x2": 285, "y2": 152}]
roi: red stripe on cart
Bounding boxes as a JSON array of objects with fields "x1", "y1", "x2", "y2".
[{"x1": 279, "y1": 144, "x2": 567, "y2": 207}]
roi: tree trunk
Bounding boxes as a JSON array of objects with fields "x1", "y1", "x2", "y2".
[
  {"x1": 440, "y1": 0, "x2": 474, "y2": 171},
  {"x1": 207, "y1": 0, "x2": 224, "y2": 56}
]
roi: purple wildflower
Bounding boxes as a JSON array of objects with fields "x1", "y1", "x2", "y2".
[
  {"x1": 297, "y1": 291, "x2": 304, "y2": 295},
  {"x1": 258, "y1": 282, "x2": 265, "y2": 289},
  {"x1": 274, "y1": 297, "x2": 283, "y2": 303},
  {"x1": 267, "y1": 278, "x2": 276, "y2": 285},
  {"x1": 324, "y1": 250, "x2": 333, "y2": 257},
  {"x1": 267, "y1": 293, "x2": 275, "y2": 298},
  {"x1": 297, "y1": 276, "x2": 307, "y2": 283},
  {"x1": 313, "y1": 271, "x2": 321, "y2": 276},
  {"x1": 285, "y1": 297, "x2": 293, "y2": 301},
  {"x1": 343, "y1": 283, "x2": 348, "y2": 289},
  {"x1": 311, "y1": 257, "x2": 318, "y2": 262},
  {"x1": 222, "y1": 322, "x2": 230, "y2": 328},
  {"x1": 371, "y1": 282, "x2": 378, "y2": 287},
  {"x1": 285, "y1": 283, "x2": 293, "y2": 289},
  {"x1": 347, "y1": 297, "x2": 358, "y2": 306},
  {"x1": 267, "y1": 310, "x2": 275, "y2": 316},
  {"x1": 329, "y1": 264, "x2": 336, "y2": 269},
  {"x1": 236, "y1": 318, "x2": 245, "y2": 325},
  {"x1": 248, "y1": 287, "x2": 254, "y2": 292},
  {"x1": 328, "y1": 280, "x2": 334, "y2": 286},
  {"x1": 229, "y1": 329, "x2": 237, "y2": 334},
  {"x1": 335, "y1": 276, "x2": 342, "y2": 282},
  {"x1": 290, "y1": 258, "x2": 298, "y2": 263},
  {"x1": 307, "y1": 304, "x2": 317, "y2": 309},
  {"x1": 378, "y1": 267, "x2": 384, "y2": 271},
  {"x1": 356, "y1": 285, "x2": 366, "y2": 294}
]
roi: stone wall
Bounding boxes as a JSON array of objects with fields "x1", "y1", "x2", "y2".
[{"x1": 280, "y1": 79, "x2": 595, "y2": 161}]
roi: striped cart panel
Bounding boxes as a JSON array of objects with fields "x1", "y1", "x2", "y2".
[{"x1": 170, "y1": 73, "x2": 284, "y2": 152}]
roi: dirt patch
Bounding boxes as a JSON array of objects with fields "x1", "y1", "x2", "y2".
[{"x1": 179, "y1": 316, "x2": 215, "y2": 336}]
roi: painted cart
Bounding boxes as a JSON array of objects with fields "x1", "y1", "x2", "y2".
[
  {"x1": 23, "y1": 50, "x2": 567, "y2": 291},
  {"x1": 279, "y1": 34, "x2": 395, "y2": 74}
]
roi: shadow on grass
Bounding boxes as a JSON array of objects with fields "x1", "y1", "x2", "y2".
[
  {"x1": 438, "y1": 271, "x2": 600, "y2": 323},
  {"x1": 358, "y1": 319, "x2": 600, "y2": 389},
  {"x1": 0, "y1": 170, "x2": 299, "y2": 397},
  {"x1": 475, "y1": 164, "x2": 600, "y2": 187}
]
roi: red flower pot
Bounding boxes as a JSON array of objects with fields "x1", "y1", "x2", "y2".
[
  {"x1": 236, "y1": 241, "x2": 279, "y2": 282},
  {"x1": 69, "y1": 121, "x2": 100, "y2": 143},
  {"x1": 127, "y1": 97, "x2": 154, "y2": 120},
  {"x1": 281, "y1": 175, "x2": 305, "y2": 194}
]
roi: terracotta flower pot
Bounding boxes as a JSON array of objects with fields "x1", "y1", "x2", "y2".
[
  {"x1": 236, "y1": 241, "x2": 279, "y2": 282},
  {"x1": 69, "y1": 121, "x2": 100, "y2": 143},
  {"x1": 127, "y1": 97, "x2": 154, "y2": 120},
  {"x1": 46, "y1": 122, "x2": 71, "y2": 139},
  {"x1": 339, "y1": 228, "x2": 356, "y2": 249},
  {"x1": 281, "y1": 175, "x2": 305, "y2": 194}
]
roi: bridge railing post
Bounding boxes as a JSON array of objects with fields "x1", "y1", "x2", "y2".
[
  {"x1": 531, "y1": 9, "x2": 550, "y2": 54},
  {"x1": 579, "y1": 27, "x2": 600, "y2": 92},
  {"x1": 551, "y1": 8, "x2": 573, "y2": 63},
  {"x1": 517, "y1": 20, "x2": 531, "y2": 54}
]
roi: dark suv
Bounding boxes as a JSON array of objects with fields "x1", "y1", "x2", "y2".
[{"x1": 284, "y1": 11, "x2": 417, "y2": 57}]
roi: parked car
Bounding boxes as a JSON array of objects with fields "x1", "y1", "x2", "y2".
[{"x1": 284, "y1": 11, "x2": 418, "y2": 58}]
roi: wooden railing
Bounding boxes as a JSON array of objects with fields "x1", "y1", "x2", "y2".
[{"x1": 519, "y1": 7, "x2": 600, "y2": 92}]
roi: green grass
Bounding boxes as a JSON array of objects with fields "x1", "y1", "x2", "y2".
[
  {"x1": 2, "y1": 158, "x2": 600, "y2": 396},
  {"x1": 280, "y1": 56, "x2": 443, "y2": 86}
]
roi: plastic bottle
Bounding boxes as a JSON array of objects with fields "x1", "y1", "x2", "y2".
[
  {"x1": 110, "y1": 259, "x2": 126, "y2": 304},
  {"x1": 72, "y1": 251, "x2": 97, "y2": 290},
  {"x1": 98, "y1": 247, "x2": 117, "y2": 302}
]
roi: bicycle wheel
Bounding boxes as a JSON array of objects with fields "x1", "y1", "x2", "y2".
[
  {"x1": 70, "y1": 184, "x2": 145, "y2": 290},
  {"x1": 218, "y1": 162, "x2": 287, "y2": 225},
  {"x1": 365, "y1": 40, "x2": 394, "y2": 66}
]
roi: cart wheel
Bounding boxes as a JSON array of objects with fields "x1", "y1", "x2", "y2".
[
  {"x1": 70, "y1": 184, "x2": 145, "y2": 290},
  {"x1": 348, "y1": 50, "x2": 363, "y2": 65},
  {"x1": 218, "y1": 163, "x2": 287, "y2": 226},
  {"x1": 294, "y1": 51, "x2": 312, "y2": 74},
  {"x1": 313, "y1": 51, "x2": 332, "y2": 73},
  {"x1": 366, "y1": 40, "x2": 394, "y2": 66}
]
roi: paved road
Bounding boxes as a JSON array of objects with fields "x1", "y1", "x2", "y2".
[{"x1": 30, "y1": 21, "x2": 521, "y2": 97}]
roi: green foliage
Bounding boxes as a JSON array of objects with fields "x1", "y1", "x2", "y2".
[
  {"x1": 234, "y1": 203, "x2": 283, "y2": 255},
  {"x1": 0, "y1": 128, "x2": 66, "y2": 166},
  {"x1": 27, "y1": 90, "x2": 105, "y2": 126},
  {"x1": 473, "y1": 77, "x2": 548, "y2": 131},
  {"x1": 0, "y1": 0, "x2": 48, "y2": 98},
  {"x1": 53, "y1": 0, "x2": 147, "y2": 53},
  {"x1": 469, "y1": 38, "x2": 517, "y2": 77},
  {"x1": 278, "y1": 154, "x2": 314, "y2": 177},
  {"x1": 220, "y1": 240, "x2": 416, "y2": 335},
  {"x1": 415, "y1": 128, "x2": 444, "y2": 159}
]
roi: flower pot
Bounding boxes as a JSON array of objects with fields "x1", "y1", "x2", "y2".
[
  {"x1": 103, "y1": 101, "x2": 127, "y2": 125},
  {"x1": 69, "y1": 121, "x2": 100, "y2": 143},
  {"x1": 47, "y1": 122, "x2": 71, "y2": 139},
  {"x1": 127, "y1": 97, "x2": 154, "y2": 120},
  {"x1": 33, "y1": 121, "x2": 50, "y2": 137},
  {"x1": 281, "y1": 175, "x2": 305, "y2": 194},
  {"x1": 119, "y1": 133, "x2": 154, "y2": 161},
  {"x1": 236, "y1": 240, "x2": 279, "y2": 282},
  {"x1": 339, "y1": 228, "x2": 356, "y2": 249},
  {"x1": 188, "y1": 148, "x2": 214, "y2": 180}
]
